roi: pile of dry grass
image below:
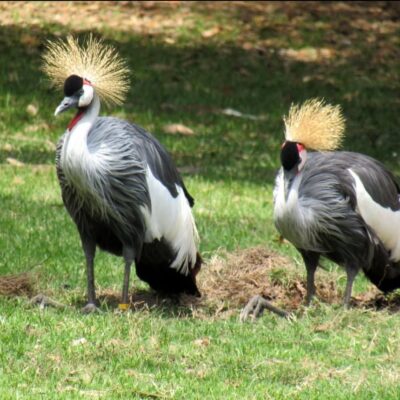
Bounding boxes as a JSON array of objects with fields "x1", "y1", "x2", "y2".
[
  {"x1": 189, "y1": 246, "x2": 344, "y2": 317},
  {"x1": 5, "y1": 247, "x2": 400, "y2": 317},
  {"x1": 0, "y1": 272, "x2": 33, "y2": 297},
  {"x1": 105, "y1": 246, "x2": 392, "y2": 317},
  {"x1": 181, "y1": 246, "x2": 389, "y2": 317}
]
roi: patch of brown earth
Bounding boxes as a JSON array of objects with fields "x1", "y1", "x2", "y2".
[{"x1": 6, "y1": 246, "x2": 400, "y2": 317}]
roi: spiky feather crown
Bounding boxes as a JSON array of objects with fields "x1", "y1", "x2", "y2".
[
  {"x1": 283, "y1": 98, "x2": 345, "y2": 151},
  {"x1": 42, "y1": 35, "x2": 130, "y2": 106}
]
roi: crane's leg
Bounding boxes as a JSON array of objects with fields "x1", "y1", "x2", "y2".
[
  {"x1": 120, "y1": 246, "x2": 135, "y2": 310},
  {"x1": 299, "y1": 250, "x2": 320, "y2": 306},
  {"x1": 80, "y1": 235, "x2": 99, "y2": 314},
  {"x1": 343, "y1": 267, "x2": 358, "y2": 308}
]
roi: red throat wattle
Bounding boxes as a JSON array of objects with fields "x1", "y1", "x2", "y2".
[
  {"x1": 67, "y1": 109, "x2": 85, "y2": 131},
  {"x1": 67, "y1": 78, "x2": 92, "y2": 131}
]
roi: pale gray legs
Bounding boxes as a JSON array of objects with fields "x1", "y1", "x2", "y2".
[
  {"x1": 300, "y1": 250, "x2": 319, "y2": 306},
  {"x1": 302, "y1": 250, "x2": 358, "y2": 307},
  {"x1": 241, "y1": 250, "x2": 359, "y2": 321},
  {"x1": 343, "y1": 267, "x2": 358, "y2": 308},
  {"x1": 80, "y1": 235, "x2": 99, "y2": 314},
  {"x1": 121, "y1": 246, "x2": 135, "y2": 306}
]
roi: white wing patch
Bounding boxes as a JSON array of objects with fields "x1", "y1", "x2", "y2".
[
  {"x1": 349, "y1": 169, "x2": 400, "y2": 261},
  {"x1": 141, "y1": 167, "x2": 199, "y2": 275}
]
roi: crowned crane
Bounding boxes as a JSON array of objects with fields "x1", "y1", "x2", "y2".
[
  {"x1": 241, "y1": 99, "x2": 400, "y2": 320},
  {"x1": 42, "y1": 36, "x2": 202, "y2": 313}
]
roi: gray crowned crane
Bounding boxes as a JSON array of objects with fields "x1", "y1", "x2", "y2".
[
  {"x1": 42, "y1": 36, "x2": 202, "y2": 313},
  {"x1": 241, "y1": 99, "x2": 400, "y2": 320}
]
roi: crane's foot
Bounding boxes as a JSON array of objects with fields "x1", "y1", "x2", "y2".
[
  {"x1": 240, "y1": 295, "x2": 290, "y2": 321},
  {"x1": 29, "y1": 294, "x2": 67, "y2": 309},
  {"x1": 113, "y1": 303, "x2": 131, "y2": 315},
  {"x1": 343, "y1": 298, "x2": 352, "y2": 310},
  {"x1": 305, "y1": 295, "x2": 314, "y2": 307},
  {"x1": 81, "y1": 302, "x2": 101, "y2": 314}
]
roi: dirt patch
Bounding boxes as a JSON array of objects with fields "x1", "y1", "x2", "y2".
[
  {"x1": 7, "y1": 246, "x2": 400, "y2": 317},
  {"x1": 123, "y1": 247, "x2": 399, "y2": 318},
  {"x1": 182, "y1": 246, "x2": 343, "y2": 317},
  {"x1": 129, "y1": 246, "x2": 400, "y2": 317}
]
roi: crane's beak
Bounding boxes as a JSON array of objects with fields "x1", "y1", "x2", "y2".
[{"x1": 54, "y1": 96, "x2": 79, "y2": 116}]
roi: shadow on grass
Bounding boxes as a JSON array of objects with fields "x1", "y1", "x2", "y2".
[{"x1": 0, "y1": 2, "x2": 399, "y2": 182}]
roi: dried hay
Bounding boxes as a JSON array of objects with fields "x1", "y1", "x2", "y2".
[
  {"x1": 120, "y1": 246, "x2": 345, "y2": 318},
  {"x1": 5, "y1": 247, "x2": 400, "y2": 318},
  {"x1": 186, "y1": 246, "x2": 343, "y2": 317},
  {"x1": 87, "y1": 246, "x2": 399, "y2": 318},
  {"x1": 0, "y1": 272, "x2": 33, "y2": 297}
]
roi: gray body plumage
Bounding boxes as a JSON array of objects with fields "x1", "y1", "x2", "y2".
[
  {"x1": 57, "y1": 117, "x2": 191, "y2": 253},
  {"x1": 45, "y1": 38, "x2": 201, "y2": 311},
  {"x1": 56, "y1": 110, "x2": 200, "y2": 297},
  {"x1": 274, "y1": 151, "x2": 400, "y2": 295}
]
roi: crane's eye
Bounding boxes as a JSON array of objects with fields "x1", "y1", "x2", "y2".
[{"x1": 78, "y1": 89, "x2": 84, "y2": 96}]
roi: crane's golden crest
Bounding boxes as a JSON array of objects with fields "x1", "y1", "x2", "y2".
[
  {"x1": 283, "y1": 98, "x2": 345, "y2": 151},
  {"x1": 42, "y1": 35, "x2": 130, "y2": 106}
]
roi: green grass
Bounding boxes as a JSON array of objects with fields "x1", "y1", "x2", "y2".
[{"x1": 1, "y1": 2, "x2": 400, "y2": 399}]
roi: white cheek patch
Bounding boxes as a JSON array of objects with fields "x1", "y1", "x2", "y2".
[
  {"x1": 349, "y1": 169, "x2": 400, "y2": 261},
  {"x1": 78, "y1": 84, "x2": 94, "y2": 107},
  {"x1": 298, "y1": 149, "x2": 307, "y2": 171}
]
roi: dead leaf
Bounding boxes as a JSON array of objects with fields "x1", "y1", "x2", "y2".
[
  {"x1": 279, "y1": 47, "x2": 334, "y2": 63},
  {"x1": 242, "y1": 42, "x2": 254, "y2": 51},
  {"x1": 2, "y1": 143, "x2": 13, "y2": 152},
  {"x1": 163, "y1": 123, "x2": 194, "y2": 136},
  {"x1": 164, "y1": 37, "x2": 176, "y2": 45},
  {"x1": 220, "y1": 108, "x2": 267, "y2": 121},
  {"x1": 201, "y1": 26, "x2": 220, "y2": 38},
  {"x1": 141, "y1": 1, "x2": 157, "y2": 10},
  {"x1": 193, "y1": 337, "x2": 210, "y2": 347},
  {"x1": 20, "y1": 34, "x2": 40, "y2": 47},
  {"x1": 294, "y1": 281, "x2": 306, "y2": 295},
  {"x1": 6, "y1": 158, "x2": 25, "y2": 167},
  {"x1": 8, "y1": 71, "x2": 19, "y2": 82},
  {"x1": 12, "y1": 177, "x2": 24, "y2": 185},
  {"x1": 149, "y1": 63, "x2": 171, "y2": 72},
  {"x1": 71, "y1": 337, "x2": 87, "y2": 346},
  {"x1": 238, "y1": 67, "x2": 250, "y2": 77},
  {"x1": 80, "y1": 372, "x2": 92, "y2": 384},
  {"x1": 186, "y1": 367, "x2": 208, "y2": 378},
  {"x1": 26, "y1": 104, "x2": 38, "y2": 116},
  {"x1": 314, "y1": 323, "x2": 331, "y2": 332}
]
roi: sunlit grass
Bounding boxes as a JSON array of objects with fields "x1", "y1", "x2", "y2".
[{"x1": 1, "y1": 2, "x2": 400, "y2": 399}]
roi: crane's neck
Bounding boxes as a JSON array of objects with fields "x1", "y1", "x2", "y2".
[{"x1": 61, "y1": 93, "x2": 100, "y2": 185}]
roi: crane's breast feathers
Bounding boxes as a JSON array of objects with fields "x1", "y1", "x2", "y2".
[
  {"x1": 273, "y1": 163, "x2": 400, "y2": 261},
  {"x1": 57, "y1": 117, "x2": 199, "y2": 275},
  {"x1": 273, "y1": 168, "x2": 359, "y2": 252}
]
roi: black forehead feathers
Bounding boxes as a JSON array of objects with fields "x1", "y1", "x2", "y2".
[
  {"x1": 64, "y1": 75, "x2": 83, "y2": 96},
  {"x1": 281, "y1": 141, "x2": 301, "y2": 171}
]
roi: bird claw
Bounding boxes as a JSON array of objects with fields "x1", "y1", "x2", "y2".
[
  {"x1": 240, "y1": 295, "x2": 266, "y2": 321},
  {"x1": 29, "y1": 294, "x2": 67, "y2": 309},
  {"x1": 81, "y1": 303, "x2": 101, "y2": 314},
  {"x1": 240, "y1": 295, "x2": 290, "y2": 321}
]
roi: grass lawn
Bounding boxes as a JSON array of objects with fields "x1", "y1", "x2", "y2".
[{"x1": 1, "y1": 2, "x2": 400, "y2": 398}]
